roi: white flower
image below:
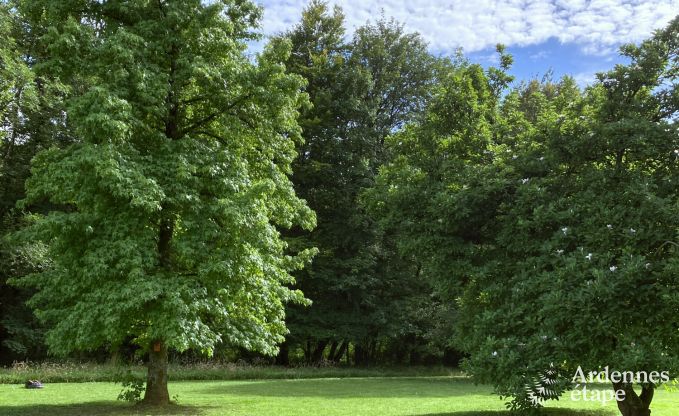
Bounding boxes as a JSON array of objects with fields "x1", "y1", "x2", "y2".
[
  {"x1": 645, "y1": 263, "x2": 651, "y2": 269},
  {"x1": 586, "y1": 280, "x2": 593, "y2": 285},
  {"x1": 521, "y1": 178, "x2": 530, "y2": 184},
  {"x1": 556, "y1": 249, "x2": 564, "y2": 255},
  {"x1": 630, "y1": 228, "x2": 636, "y2": 234},
  {"x1": 607, "y1": 224, "x2": 613, "y2": 229},
  {"x1": 585, "y1": 253, "x2": 592, "y2": 261},
  {"x1": 561, "y1": 227, "x2": 568, "y2": 235},
  {"x1": 610, "y1": 266, "x2": 617, "y2": 272},
  {"x1": 539, "y1": 156, "x2": 544, "y2": 161},
  {"x1": 512, "y1": 155, "x2": 518, "y2": 160},
  {"x1": 492, "y1": 351, "x2": 498, "y2": 357}
]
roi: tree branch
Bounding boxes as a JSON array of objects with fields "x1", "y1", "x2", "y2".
[{"x1": 181, "y1": 93, "x2": 253, "y2": 136}]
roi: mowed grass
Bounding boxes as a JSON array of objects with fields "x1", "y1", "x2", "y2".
[{"x1": 1, "y1": 377, "x2": 678, "y2": 416}]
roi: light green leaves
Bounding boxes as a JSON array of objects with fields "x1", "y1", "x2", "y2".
[{"x1": 17, "y1": 0, "x2": 314, "y2": 358}]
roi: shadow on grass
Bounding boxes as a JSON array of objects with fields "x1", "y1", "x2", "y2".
[
  {"x1": 408, "y1": 409, "x2": 614, "y2": 416},
  {"x1": 0, "y1": 402, "x2": 212, "y2": 416},
  {"x1": 200, "y1": 377, "x2": 487, "y2": 398}
]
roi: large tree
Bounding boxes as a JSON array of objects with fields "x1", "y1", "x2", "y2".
[
  {"x1": 0, "y1": 0, "x2": 61, "y2": 364},
  {"x1": 457, "y1": 20, "x2": 679, "y2": 416},
  {"x1": 278, "y1": 1, "x2": 442, "y2": 364},
  {"x1": 275, "y1": 1, "x2": 372, "y2": 363},
  {"x1": 13, "y1": 0, "x2": 314, "y2": 404},
  {"x1": 372, "y1": 17, "x2": 679, "y2": 416}
]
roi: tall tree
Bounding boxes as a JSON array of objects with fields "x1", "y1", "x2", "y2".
[
  {"x1": 274, "y1": 0, "x2": 369, "y2": 362},
  {"x1": 13, "y1": 0, "x2": 314, "y2": 404},
  {"x1": 456, "y1": 20, "x2": 679, "y2": 416},
  {"x1": 279, "y1": 1, "x2": 441, "y2": 364},
  {"x1": 372, "y1": 16, "x2": 679, "y2": 416},
  {"x1": 350, "y1": 16, "x2": 440, "y2": 158},
  {"x1": 0, "y1": 0, "x2": 60, "y2": 364}
]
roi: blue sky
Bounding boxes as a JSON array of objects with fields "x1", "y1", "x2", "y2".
[{"x1": 252, "y1": 0, "x2": 678, "y2": 85}]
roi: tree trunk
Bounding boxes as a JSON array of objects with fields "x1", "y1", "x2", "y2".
[
  {"x1": 613, "y1": 383, "x2": 653, "y2": 416},
  {"x1": 275, "y1": 340, "x2": 289, "y2": 366},
  {"x1": 303, "y1": 340, "x2": 312, "y2": 362},
  {"x1": 333, "y1": 341, "x2": 348, "y2": 363},
  {"x1": 143, "y1": 341, "x2": 169, "y2": 405},
  {"x1": 354, "y1": 344, "x2": 366, "y2": 366},
  {"x1": 327, "y1": 341, "x2": 338, "y2": 362},
  {"x1": 311, "y1": 339, "x2": 329, "y2": 363}
]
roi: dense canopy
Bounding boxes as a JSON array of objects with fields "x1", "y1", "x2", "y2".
[{"x1": 1, "y1": 0, "x2": 678, "y2": 414}]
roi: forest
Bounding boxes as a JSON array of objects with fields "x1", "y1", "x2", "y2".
[{"x1": 1, "y1": 1, "x2": 678, "y2": 415}]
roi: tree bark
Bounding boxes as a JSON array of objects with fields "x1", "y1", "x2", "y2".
[
  {"x1": 158, "y1": 217, "x2": 174, "y2": 268},
  {"x1": 333, "y1": 341, "x2": 348, "y2": 363},
  {"x1": 613, "y1": 383, "x2": 653, "y2": 416},
  {"x1": 311, "y1": 339, "x2": 329, "y2": 363},
  {"x1": 275, "y1": 340, "x2": 289, "y2": 366},
  {"x1": 354, "y1": 344, "x2": 366, "y2": 366},
  {"x1": 143, "y1": 340, "x2": 170, "y2": 405},
  {"x1": 303, "y1": 340, "x2": 312, "y2": 362},
  {"x1": 327, "y1": 341, "x2": 338, "y2": 362}
]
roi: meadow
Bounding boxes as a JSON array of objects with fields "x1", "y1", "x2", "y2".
[{"x1": 2, "y1": 373, "x2": 678, "y2": 416}]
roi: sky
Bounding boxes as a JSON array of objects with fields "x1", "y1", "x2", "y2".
[{"x1": 252, "y1": 0, "x2": 679, "y2": 85}]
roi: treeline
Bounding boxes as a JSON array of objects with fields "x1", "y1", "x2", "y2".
[
  {"x1": 0, "y1": 0, "x2": 458, "y2": 368},
  {"x1": 1, "y1": 0, "x2": 678, "y2": 412}
]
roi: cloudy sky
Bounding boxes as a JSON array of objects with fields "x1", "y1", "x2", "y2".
[{"x1": 253, "y1": 0, "x2": 679, "y2": 85}]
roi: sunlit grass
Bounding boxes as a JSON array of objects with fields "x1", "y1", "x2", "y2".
[{"x1": 2, "y1": 377, "x2": 678, "y2": 416}]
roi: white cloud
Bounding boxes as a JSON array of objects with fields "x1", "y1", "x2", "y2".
[
  {"x1": 529, "y1": 50, "x2": 550, "y2": 61},
  {"x1": 256, "y1": 0, "x2": 679, "y2": 54},
  {"x1": 572, "y1": 70, "x2": 599, "y2": 86}
]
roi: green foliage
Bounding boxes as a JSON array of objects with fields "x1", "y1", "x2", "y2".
[
  {"x1": 370, "y1": 15, "x2": 679, "y2": 412},
  {"x1": 12, "y1": 0, "x2": 315, "y2": 360},
  {"x1": 0, "y1": 1, "x2": 58, "y2": 364},
  {"x1": 115, "y1": 369, "x2": 145, "y2": 403},
  {"x1": 277, "y1": 1, "x2": 444, "y2": 364}
]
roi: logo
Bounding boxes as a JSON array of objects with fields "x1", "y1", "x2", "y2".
[
  {"x1": 525, "y1": 363, "x2": 561, "y2": 406},
  {"x1": 570, "y1": 366, "x2": 670, "y2": 406}
]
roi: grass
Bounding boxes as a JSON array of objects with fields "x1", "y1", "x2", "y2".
[
  {"x1": 0, "y1": 361, "x2": 459, "y2": 383},
  {"x1": 1, "y1": 377, "x2": 679, "y2": 416}
]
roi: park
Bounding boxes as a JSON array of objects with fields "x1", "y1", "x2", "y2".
[{"x1": 1, "y1": 1, "x2": 678, "y2": 415}]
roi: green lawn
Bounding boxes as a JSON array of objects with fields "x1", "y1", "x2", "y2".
[{"x1": 0, "y1": 377, "x2": 677, "y2": 415}]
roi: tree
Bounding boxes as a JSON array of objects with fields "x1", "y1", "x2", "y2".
[
  {"x1": 372, "y1": 16, "x2": 679, "y2": 416},
  {"x1": 278, "y1": 1, "x2": 443, "y2": 365},
  {"x1": 456, "y1": 19, "x2": 679, "y2": 416},
  {"x1": 274, "y1": 0, "x2": 370, "y2": 363},
  {"x1": 13, "y1": 0, "x2": 314, "y2": 404},
  {"x1": 0, "y1": 0, "x2": 56, "y2": 364}
]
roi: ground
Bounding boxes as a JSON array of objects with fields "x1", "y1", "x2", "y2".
[{"x1": 1, "y1": 377, "x2": 678, "y2": 416}]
